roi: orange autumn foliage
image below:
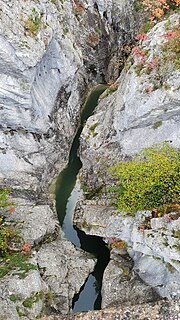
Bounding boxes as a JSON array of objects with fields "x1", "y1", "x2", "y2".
[{"x1": 143, "y1": 0, "x2": 180, "y2": 20}]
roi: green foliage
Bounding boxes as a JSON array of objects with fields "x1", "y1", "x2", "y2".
[
  {"x1": 23, "y1": 8, "x2": 44, "y2": 37},
  {"x1": 109, "y1": 143, "x2": 180, "y2": 214},
  {"x1": 16, "y1": 306, "x2": 24, "y2": 317},
  {"x1": 139, "y1": 21, "x2": 155, "y2": 34},
  {"x1": 0, "y1": 224, "x2": 11, "y2": 256},
  {"x1": 0, "y1": 252, "x2": 37, "y2": 278},
  {"x1": 174, "y1": 229, "x2": 180, "y2": 238},
  {"x1": 164, "y1": 20, "x2": 171, "y2": 29},
  {"x1": 0, "y1": 188, "x2": 37, "y2": 278},
  {"x1": 0, "y1": 188, "x2": 13, "y2": 209},
  {"x1": 23, "y1": 296, "x2": 34, "y2": 309},
  {"x1": 0, "y1": 188, "x2": 15, "y2": 256},
  {"x1": 152, "y1": 120, "x2": 163, "y2": 129},
  {"x1": 9, "y1": 294, "x2": 17, "y2": 302},
  {"x1": 166, "y1": 262, "x2": 176, "y2": 273},
  {"x1": 22, "y1": 291, "x2": 52, "y2": 309},
  {"x1": 89, "y1": 122, "x2": 99, "y2": 137}
]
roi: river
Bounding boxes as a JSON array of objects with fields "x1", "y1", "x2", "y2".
[{"x1": 56, "y1": 85, "x2": 110, "y2": 312}]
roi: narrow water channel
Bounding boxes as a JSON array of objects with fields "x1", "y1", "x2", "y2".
[{"x1": 56, "y1": 84, "x2": 110, "y2": 312}]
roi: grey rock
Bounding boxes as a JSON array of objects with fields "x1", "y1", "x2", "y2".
[
  {"x1": 0, "y1": 0, "x2": 141, "y2": 195},
  {"x1": 40, "y1": 299, "x2": 180, "y2": 320},
  {"x1": 0, "y1": 0, "x2": 142, "y2": 318},
  {"x1": 0, "y1": 269, "x2": 48, "y2": 320},
  {"x1": 74, "y1": 199, "x2": 180, "y2": 298},
  {"x1": 8, "y1": 197, "x2": 60, "y2": 245},
  {"x1": 133, "y1": 255, "x2": 180, "y2": 298},
  {"x1": 0, "y1": 0, "x2": 179, "y2": 318},
  {"x1": 77, "y1": 14, "x2": 180, "y2": 300},
  {"x1": 36, "y1": 239, "x2": 96, "y2": 314},
  {"x1": 79, "y1": 14, "x2": 180, "y2": 191},
  {"x1": 101, "y1": 254, "x2": 159, "y2": 309}
]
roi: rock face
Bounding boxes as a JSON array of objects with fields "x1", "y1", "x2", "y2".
[
  {"x1": 101, "y1": 251, "x2": 159, "y2": 309},
  {"x1": 0, "y1": 269, "x2": 48, "y2": 320},
  {"x1": 75, "y1": 13, "x2": 180, "y2": 304},
  {"x1": 0, "y1": 0, "x2": 140, "y2": 195},
  {"x1": 40, "y1": 299, "x2": 180, "y2": 320},
  {"x1": 0, "y1": 196, "x2": 96, "y2": 319},
  {"x1": 79, "y1": 14, "x2": 180, "y2": 191},
  {"x1": 36, "y1": 239, "x2": 96, "y2": 315},
  {"x1": 0, "y1": 0, "x2": 143, "y2": 319},
  {"x1": 75, "y1": 200, "x2": 180, "y2": 299},
  {"x1": 0, "y1": 0, "x2": 179, "y2": 319}
]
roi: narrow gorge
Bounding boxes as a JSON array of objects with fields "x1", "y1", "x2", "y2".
[
  {"x1": 56, "y1": 85, "x2": 110, "y2": 312},
  {"x1": 0, "y1": 0, "x2": 179, "y2": 319}
]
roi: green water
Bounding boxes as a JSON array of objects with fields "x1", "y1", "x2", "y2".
[
  {"x1": 56, "y1": 84, "x2": 107, "y2": 227},
  {"x1": 56, "y1": 84, "x2": 110, "y2": 312}
]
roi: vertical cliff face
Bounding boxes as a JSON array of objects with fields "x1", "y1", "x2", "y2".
[
  {"x1": 0, "y1": 1, "x2": 143, "y2": 319},
  {"x1": 78, "y1": 14, "x2": 180, "y2": 190},
  {"x1": 75, "y1": 13, "x2": 180, "y2": 301},
  {"x1": 0, "y1": 0, "x2": 140, "y2": 196}
]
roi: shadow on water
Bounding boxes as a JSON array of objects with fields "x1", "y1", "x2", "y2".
[
  {"x1": 56, "y1": 84, "x2": 110, "y2": 312},
  {"x1": 72, "y1": 227, "x2": 110, "y2": 311}
]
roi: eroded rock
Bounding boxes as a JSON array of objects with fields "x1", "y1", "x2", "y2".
[
  {"x1": 101, "y1": 252, "x2": 159, "y2": 309},
  {"x1": 36, "y1": 239, "x2": 96, "y2": 314},
  {"x1": 0, "y1": 0, "x2": 142, "y2": 318},
  {"x1": 40, "y1": 299, "x2": 180, "y2": 320},
  {"x1": 76, "y1": 14, "x2": 180, "y2": 302}
]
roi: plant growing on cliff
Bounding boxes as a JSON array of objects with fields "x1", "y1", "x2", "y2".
[
  {"x1": 161, "y1": 25, "x2": 180, "y2": 70},
  {"x1": 0, "y1": 189, "x2": 37, "y2": 278},
  {"x1": 132, "y1": 22, "x2": 180, "y2": 91},
  {"x1": 23, "y1": 8, "x2": 44, "y2": 37},
  {"x1": 109, "y1": 142, "x2": 180, "y2": 214},
  {"x1": 143, "y1": 0, "x2": 180, "y2": 21},
  {"x1": 0, "y1": 189, "x2": 15, "y2": 256}
]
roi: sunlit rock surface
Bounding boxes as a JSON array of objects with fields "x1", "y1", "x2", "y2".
[
  {"x1": 40, "y1": 299, "x2": 180, "y2": 320},
  {"x1": 0, "y1": 0, "x2": 141, "y2": 319},
  {"x1": 0, "y1": 0, "x2": 139, "y2": 193},
  {"x1": 76, "y1": 14, "x2": 180, "y2": 302}
]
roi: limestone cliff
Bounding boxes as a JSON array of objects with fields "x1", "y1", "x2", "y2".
[
  {"x1": 0, "y1": 0, "x2": 142, "y2": 319},
  {"x1": 0, "y1": 0, "x2": 139, "y2": 195},
  {"x1": 75, "y1": 13, "x2": 180, "y2": 303}
]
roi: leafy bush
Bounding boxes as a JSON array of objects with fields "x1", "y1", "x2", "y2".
[{"x1": 109, "y1": 143, "x2": 180, "y2": 214}]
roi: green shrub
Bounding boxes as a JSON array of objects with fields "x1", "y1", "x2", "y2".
[
  {"x1": 0, "y1": 189, "x2": 36, "y2": 278},
  {"x1": 0, "y1": 188, "x2": 12, "y2": 209},
  {"x1": 0, "y1": 252, "x2": 37, "y2": 278},
  {"x1": 109, "y1": 142, "x2": 180, "y2": 214},
  {"x1": 0, "y1": 189, "x2": 15, "y2": 256},
  {"x1": 23, "y1": 8, "x2": 44, "y2": 37}
]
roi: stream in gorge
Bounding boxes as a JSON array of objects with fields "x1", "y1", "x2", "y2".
[{"x1": 56, "y1": 85, "x2": 110, "y2": 312}]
